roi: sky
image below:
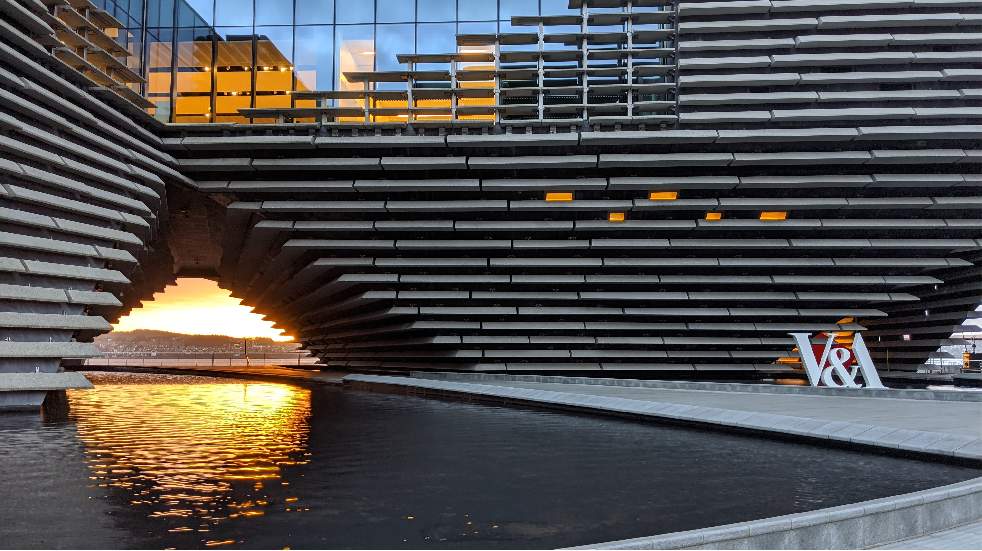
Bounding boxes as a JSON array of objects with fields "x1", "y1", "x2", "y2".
[{"x1": 113, "y1": 278, "x2": 293, "y2": 341}]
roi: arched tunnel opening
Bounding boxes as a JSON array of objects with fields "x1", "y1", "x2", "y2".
[
  {"x1": 94, "y1": 183, "x2": 306, "y2": 371},
  {"x1": 102, "y1": 277, "x2": 298, "y2": 351}
]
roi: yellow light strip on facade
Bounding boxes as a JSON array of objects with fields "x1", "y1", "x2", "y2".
[
  {"x1": 648, "y1": 191, "x2": 678, "y2": 200},
  {"x1": 545, "y1": 192, "x2": 573, "y2": 202},
  {"x1": 759, "y1": 211, "x2": 788, "y2": 221},
  {"x1": 608, "y1": 212, "x2": 625, "y2": 222},
  {"x1": 705, "y1": 212, "x2": 723, "y2": 221}
]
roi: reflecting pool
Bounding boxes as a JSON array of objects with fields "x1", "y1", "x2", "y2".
[{"x1": 0, "y1": 372, "x2": 978, "y2": 549}]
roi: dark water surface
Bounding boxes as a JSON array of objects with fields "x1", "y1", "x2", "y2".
[{"x1": 0, "y1": 372, "x2": 978, "y2": 549}]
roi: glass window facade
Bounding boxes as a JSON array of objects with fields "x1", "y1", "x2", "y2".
[{"x1": 94, "y1": 0, "x2": 561, "y2": 122}]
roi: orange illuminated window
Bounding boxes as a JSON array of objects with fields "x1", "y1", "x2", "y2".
[
  {"x1": 648, "y1": 191, "x2": 678, "y2": 200},
  {"x1": 256, "y1": 70, "x2": 293, "y2": 92},
  {"x1": 608, "y1": 212, "x2": 625, "y2": 222},
  {"x1": 759, "y1": 211, "x2": 788, "y2": 221},
  {"x1": 705, "y1": 212, "x2": 723, "y2": 221},
  {"x1": 174, "y1": 95, "x2": 210, "y2": 115},
  {"x1": 545, "y1": 192, "x2": 573, "y2": 202}
]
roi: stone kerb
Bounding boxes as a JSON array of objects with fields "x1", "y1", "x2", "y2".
[
  {"x1": 567, "y1": 476, "x2": 982, "y2": 550},
  {"x1": 410, "y1": 371, "x2": 982, "y2": 402}
]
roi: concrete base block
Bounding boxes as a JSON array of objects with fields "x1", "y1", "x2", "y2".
[
  {"x1": 0, "y1": 372, "x2": 92, "y2": 412},
  {"x1": 0, "y1": 390, "x2": 45, "y2": 411}
]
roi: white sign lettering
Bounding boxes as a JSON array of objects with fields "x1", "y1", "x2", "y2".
[{"x1": 788, "y1": 332, "x2": 886, "y2": 390}]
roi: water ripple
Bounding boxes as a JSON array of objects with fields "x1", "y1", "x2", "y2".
[{"x1": 66, "y1": 372, "x2": 311, "y2": 541}]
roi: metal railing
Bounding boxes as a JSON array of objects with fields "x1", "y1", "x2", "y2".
[{"x1": 83, "y1": 353, "x2": 318, "y2": 368}]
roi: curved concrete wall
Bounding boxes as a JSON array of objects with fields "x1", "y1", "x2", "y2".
[{"x1": 573, "y1": 476, "x2": 982, "y2": 550}]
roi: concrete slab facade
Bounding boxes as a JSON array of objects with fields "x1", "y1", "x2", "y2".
[{"x1": 0, "y1": 0, "x2": 979, "y2": 397}]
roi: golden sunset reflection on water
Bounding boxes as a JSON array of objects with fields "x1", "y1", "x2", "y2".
[{"x1": 67, "y1": 373, "x2": 311, "y2": 535}]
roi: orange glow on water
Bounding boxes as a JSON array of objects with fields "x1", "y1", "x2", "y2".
[
  {"x1": 113, "y1": 278, "x2": 293, "y2": 341},
  {"x1": 67, "y1": 374, "x2": 312, "y2": 538}
]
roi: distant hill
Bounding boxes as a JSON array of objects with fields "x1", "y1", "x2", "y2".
[{"x1": 95, "y1": 329, "x2": 297, "y2": 353}]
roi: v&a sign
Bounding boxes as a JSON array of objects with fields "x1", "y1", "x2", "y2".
[{"x1": 788, "y1": 332, "x2": 886, "y2": 390}]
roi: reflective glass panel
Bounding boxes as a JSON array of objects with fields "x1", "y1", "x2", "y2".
[
  {"x1": 500, "y1": 0, "x2": 536, "y2": 20},
  {"x1": 377, "y1": 0, "x2": 414, "y2": 23},
  {"x1": 458, "y1": 20, "x2": 497, "y2": 35},
  {"x1": 215, "y1": 0, "x2": 252, "y2": 26},
  {"x1": 174, "y1": 27, "x2": 214, "y2": 123},
  {"x1": 178, "y1": 1, "x2": 210, "y2": 27},
  {"x1": 255, "y1": 26, "x2": 295, "y2": 68},
  {"x1": 295, "y1": 25, "x2": 334, "y2": 91},
  {"x1": 418, "y1": 0, "x2": 454, "y2": 22},
  {"x1": 375, "y1": 23, "x2": 414, "y2": 71},
  {"x1": 146, "y1": 27, "x2": 174, "y2": 121},
  {"x1": 256, "y1": 0, "x2": 294, "y2": 25},
  {"x1": 182, "y1": 0, "x2": 214, "y2": 26},
  {"x1": 458, "y1": 0, "x2": 496, "y2": 21},
  {"x1": 124, "y1": 0, "x2": 145, "y2": 22},
  {"x1": 215, "y1": 27, "x2": 253, "y2": 122},
  {"x1": 121, "y1": 27, "x2": 144, "y2": 78},
  {"x1": 334, "y1": 24, "x2": 374, "y2": 90},
  {"x1": 296, "y1": 0, "x2": 334, "y2": 24},
  {"x1": 336, "y1": 0, "x2": 374, "y2": 23},
  {"x1": 416, "y1": 22, "x2": 455, "y2": 54},
  {"x1": 256, "y1": 26, "x2": 293, "y2": 114},
  {"x1": 255, "y1": 25, "x2": 295, "y2": 111},
  {"x1": 148, "y1": 0, "x2": 174, "y2": 26},
  {"x1": 541, "y1": 0, "x2": 579, "y2": 15}
]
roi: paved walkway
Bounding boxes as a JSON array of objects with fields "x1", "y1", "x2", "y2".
[
  {"x1": 874, "y1": 520, "x2": 982, "y2": 549},
  {"x1": 480, "y1": 380, "x2": 982, "y2": 438},
  {"x1": 344, "y1": 374, "x2": 982, "y2": 462}
]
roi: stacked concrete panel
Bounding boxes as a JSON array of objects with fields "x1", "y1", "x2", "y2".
[
  {"x1": 0, "y1": 0, "x2": 980, "y2": 398},
  {"x1": 675, "y1": 0, "x2": 982, "y2": 132},
  {"x1": 0, "y1": 0, "x2": 191, "y2": 407},
  {"x1": 168, "y1": 141, "x2": 979, "y2": 376},
  {"x1": 161, "y1": 0, "x2": 980, "y2": 377}
]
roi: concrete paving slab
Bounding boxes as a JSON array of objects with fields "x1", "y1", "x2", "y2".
[
  {"x1": 925, "y1": 434, "x2": 980, "y2": 455},
  {"x1": 897, "y1": 431, "x2": 948, "y2": 453},
  {"x1": 953, "y1": 440, "x2": 982, "y2": 460},
  {"x1": 851, "y1": 426, "x2": 904, "y2": 447},
  {"x1": 473, "y1": 380, "x2": 982, "y2": 439}
]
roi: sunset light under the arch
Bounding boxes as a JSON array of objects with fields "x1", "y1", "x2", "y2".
[{"x1": 113, "y1": 278, "x2": 293, "y2": 342}]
